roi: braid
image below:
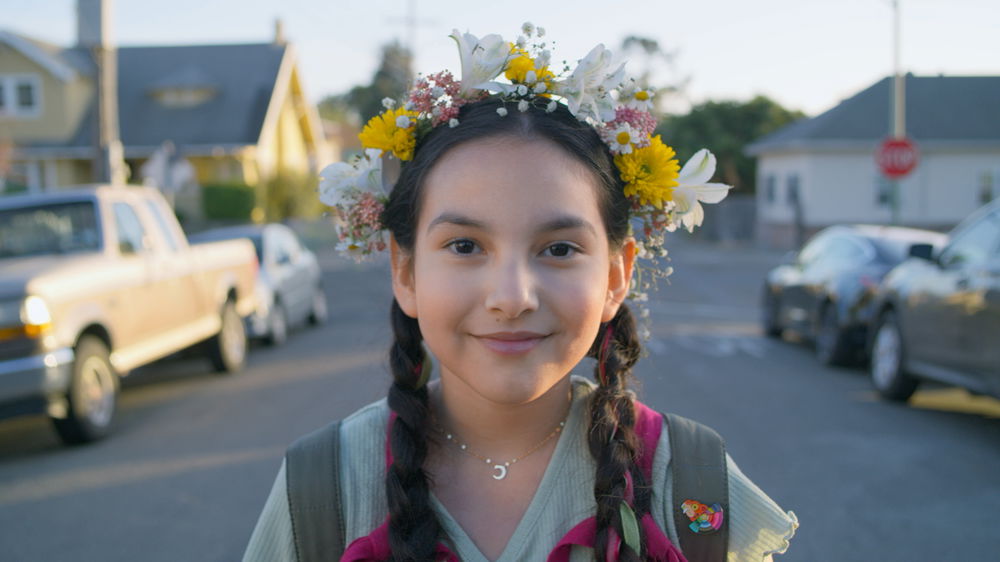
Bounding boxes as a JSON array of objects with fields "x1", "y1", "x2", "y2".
[
  {"x1": 587, "y1": 304, "x2": 648, "y2": 561},
  {"x1": 385, "y1": 299, "x2": 443, "y2": 560}
]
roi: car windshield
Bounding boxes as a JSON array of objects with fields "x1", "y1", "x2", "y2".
[
  {"x1": 0, "y1": 201, "x2": 101, "y2": 259},
  {"x1": 872, "y1": 237, "x2": 925, "y2": 263}
]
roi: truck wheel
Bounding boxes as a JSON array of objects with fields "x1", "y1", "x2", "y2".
[
  {"x1": 51, "y1": 336, "x2": 119, "y2": 445},
  {"x1": 870, "y1": 311, "x2": 918, "y2": 401},
  {"x1": 208, "y1": 299, "x2": 247, "y2": 373},
  {"x1": 308, "y1": 285, "x2": 328, "y2": 326},
  {"x1": 265, "y1": 301, "x2": 288, "y2": 347}
]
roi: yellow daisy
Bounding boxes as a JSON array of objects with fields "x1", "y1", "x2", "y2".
[
  {"x1": 358, "y1": 107, "x2": 419, "y2": 161},
  {"x1": 505, "y1": 46, "x2": 555, "y2": 89},
  {"x1": 614, "y1": 135, "x2": 681, "y2": 209}
]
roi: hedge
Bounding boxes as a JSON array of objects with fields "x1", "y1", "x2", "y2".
[{"x1": 202, "y1": 183, "x2": 256, "y2": 220}]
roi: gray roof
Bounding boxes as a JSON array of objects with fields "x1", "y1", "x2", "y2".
[
  {"x1": 747, "y1": 75, "x2": 1000, "y2": 154},
  {"x1": 22, "y1": 42, "x2": 287, "y2": 154}
]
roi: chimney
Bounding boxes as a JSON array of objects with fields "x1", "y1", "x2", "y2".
[
  {"x1": 77, "y1": 0, "x2": 111, "y2": 48},
  {"x1": 274, "y1": 18, "x2": 286, "y2": 46}
]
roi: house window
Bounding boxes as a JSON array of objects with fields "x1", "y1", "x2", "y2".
[
  {"x1": 786, "y1": 174, "x2": 801, "y2": 206},
  {"x1": 765, "y1": 174, "x2": 776, "y2": 204},
  {"x1": 979, "y1": 171, "x2": 995, "y2": 205},
  {"x1": 0, "y1": 74, "x2": 41, "y2": 118}
]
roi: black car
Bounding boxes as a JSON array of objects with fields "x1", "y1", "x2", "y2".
[
  {"x1": 869, "y1": 200, "x2": 1000, "y2": 402},
  {"x1": 762, "y1": 225, "x2": 945, "y2": 365}
]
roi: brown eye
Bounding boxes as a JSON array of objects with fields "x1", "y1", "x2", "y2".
[
  {"x1": 544, "y1": 242, "x2": 577, "y2": 258},
  {"x1": 447, "y1": 239, "x2": 479, "y2": 255}
]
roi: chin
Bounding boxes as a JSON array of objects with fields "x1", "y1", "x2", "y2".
[{"x1": 453, "y1": 366, "x2": 568, "y2": 406}]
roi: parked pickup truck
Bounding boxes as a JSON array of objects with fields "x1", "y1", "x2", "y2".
[{"x1": 0, "y1": 185, "x2": 257, "y2": 444}]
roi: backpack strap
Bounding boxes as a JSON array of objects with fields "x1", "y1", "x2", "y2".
[
  {"x1": 664, "y1": 412, "x2": 729, "y2": 562},
  {"x1": 285, "y1": 420, "x2": 345, "y2": 562}
]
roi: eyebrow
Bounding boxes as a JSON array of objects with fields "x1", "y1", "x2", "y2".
[{"x1": 427, "y1": 212, "x2": 597, "y2": 236}]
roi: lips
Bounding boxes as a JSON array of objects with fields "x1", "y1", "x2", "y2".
[{"x1": 474, "y1": 331, "x2": 549, "y2": 355}]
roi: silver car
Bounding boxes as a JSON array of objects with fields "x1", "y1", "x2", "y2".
[{"x1": 190, "y1": 224, "x2": 327, "y2": 345}]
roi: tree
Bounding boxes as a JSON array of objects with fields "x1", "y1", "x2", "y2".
[
  {"x1": 318, "y1": 41, "x2": 413, "y2": 125},
  {"x1": 620, "y1": 35, "x2": 689, "y2": 115},
  {"x1": 656, "y1": 96, "x2": 806, "y2": 193}
]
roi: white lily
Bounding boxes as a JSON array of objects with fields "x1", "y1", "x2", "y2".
[
  {"x1": 553, "y1": 44, "x2": 626, "y2": 122},
  {"x1": 673, "y1": 149, "x2": 733, "y2": 232},
  {"x1": 317, "y1": 149, "x2": 384, "y2": 207},
  {"x1": 450, "y1": 29, "x2": 510, "y2": 97}
]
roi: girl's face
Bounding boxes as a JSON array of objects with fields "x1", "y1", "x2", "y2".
[{"x1": 392, "y1": 137, "x2": 634, "y2": 406}]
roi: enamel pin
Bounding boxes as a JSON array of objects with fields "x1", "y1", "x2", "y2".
[{"x1": 681, "y1": 499, "x2": 725, "y2": 534}]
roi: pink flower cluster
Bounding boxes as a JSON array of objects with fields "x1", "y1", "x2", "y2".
[
  {"x1": 604, "y1": 106, "x2": 658, "y2": 148},
  {"x1": 340, "y1": 192, "x2": 387, "y2": 253},
  {"x1": 407, "y1": 71, "x2": 479, "y2": 127}
]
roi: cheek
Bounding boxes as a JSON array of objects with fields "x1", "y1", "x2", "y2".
[{"x1": 545, "y1": 268, "x2": 609, "y2": 335}]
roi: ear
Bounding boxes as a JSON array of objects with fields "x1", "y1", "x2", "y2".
[
  {"x1": 390, "y1": 236, "x2": 419, "y2": 318},
  {"x1": 602, "y1": 237, "x2": 636, "y2": 322}
]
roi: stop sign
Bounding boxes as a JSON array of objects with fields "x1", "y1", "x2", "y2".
[{"x1": 877, "y1": 137, "x2": 919, "y2": 179}]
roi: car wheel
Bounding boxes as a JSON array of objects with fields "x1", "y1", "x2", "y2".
[
  {"x1": 51, "y1": 336, "x2": 119, "y2": 445},
  {"x1": 870, "y1": 310, "x2": 918, "y2": 401},
  {"x1": 308, "y1": 285, "x2": 328, "y2": 326},
  {"x1": 208, "y1": 299, "x2": 247, "y2": 373},
  {"x1": 265, "y1": 301, "x2": 288, "y2": 346},
  {"x1": 761, "y1": 287, "x2": 783, "y2": 338},
  {"x1": 816, "y1": 304, "x2": 851, "y2": 366}
]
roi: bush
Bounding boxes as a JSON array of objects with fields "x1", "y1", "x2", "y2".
[
  {"x1": 261, "y1": 172, "x2": 324, "y2": 221},
  {"x1": 202, "y1": 183, "x2": 256, "y2": 221}
]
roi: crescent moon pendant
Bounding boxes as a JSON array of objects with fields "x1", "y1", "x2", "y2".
[{"x1": 492, "y1": 464, "x2": 508, "y2": 480}]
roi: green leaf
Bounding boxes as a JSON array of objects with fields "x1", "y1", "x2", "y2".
[{"x1": 619, "y1": 502, "x2": 641, "y2": 557}]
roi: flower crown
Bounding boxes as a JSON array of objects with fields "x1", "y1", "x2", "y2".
[{"x1": 318, "y1": 23, "x2": 732, "y2": 306}]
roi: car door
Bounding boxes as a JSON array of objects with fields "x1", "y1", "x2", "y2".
[
  {"x1": 107, "y1": 201, "x2": 155, "y2": 349},
  {"x1": 140, "y1": 197, "x2": 202, "y2": 331},
  {"x1": 948, "y1": 211, "x2": 1000, "y2": 388},
  {"x1": 925, "y1": 210, "x2": 1000, "y2": 373},
  {"x1": 782, "y1": 231, "x2": 833, "y2": 332},
  {"x1": 277, "y1": 226, "x2": 312, "y2": 323}
]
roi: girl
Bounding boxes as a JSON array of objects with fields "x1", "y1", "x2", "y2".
[{"x1": 245, "y1": 25, "x2": 797, "y2": 562}]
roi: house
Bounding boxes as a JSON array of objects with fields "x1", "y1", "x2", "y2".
[
  {"x1": 0, "y1": 13, "x2": 331, "y2": 222},
  {"x1": 747, "y1": 75, "x2": 1000, "y2": 249}
]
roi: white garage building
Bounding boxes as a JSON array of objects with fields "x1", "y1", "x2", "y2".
[{"x1": 746, "y1": 74, "x2": 1000, "y2": 249}]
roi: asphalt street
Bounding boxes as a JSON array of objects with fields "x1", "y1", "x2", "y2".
[{"x1": 0, "y1": 236, "x2": 998, "y2": 561}]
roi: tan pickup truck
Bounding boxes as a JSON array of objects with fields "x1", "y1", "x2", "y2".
[{"x1": 0, "y1": 185, "x2": 257, "y2": 444}]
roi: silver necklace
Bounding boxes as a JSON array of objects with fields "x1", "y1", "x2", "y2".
[{"x1": 441, "y1": 420, "x2": 566, "y2": 480}]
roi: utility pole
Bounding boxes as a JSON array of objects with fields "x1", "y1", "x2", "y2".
[
  {"x1": 80, "y1": 0, "x2": 126, "y2": 185},
  {"x1": 386, "y1": 0, "x2": 431, "y2": 60},
  {"x1": 889, "y1": 0, "x2": 904, "y2": 224}
]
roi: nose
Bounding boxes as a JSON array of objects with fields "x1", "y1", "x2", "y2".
[{"x1": 484, "y1": 254, "x2": 539, "y2": 319}]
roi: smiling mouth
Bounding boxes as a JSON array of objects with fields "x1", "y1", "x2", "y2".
[{"x1": 474, "y1": 332, "x2": 549, "y2": 355}]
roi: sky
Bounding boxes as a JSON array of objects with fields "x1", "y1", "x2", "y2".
[{"x1": 3, "y1": 0, "x2": 999, "y2": 117}]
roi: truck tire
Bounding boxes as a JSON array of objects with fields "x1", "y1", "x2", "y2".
[
  {"x1": 51, "y1": 336, "x2": 119, "y2": 445},
  {"x1": 208, "y1": 299, "x2": 247, "y2": 374}
]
